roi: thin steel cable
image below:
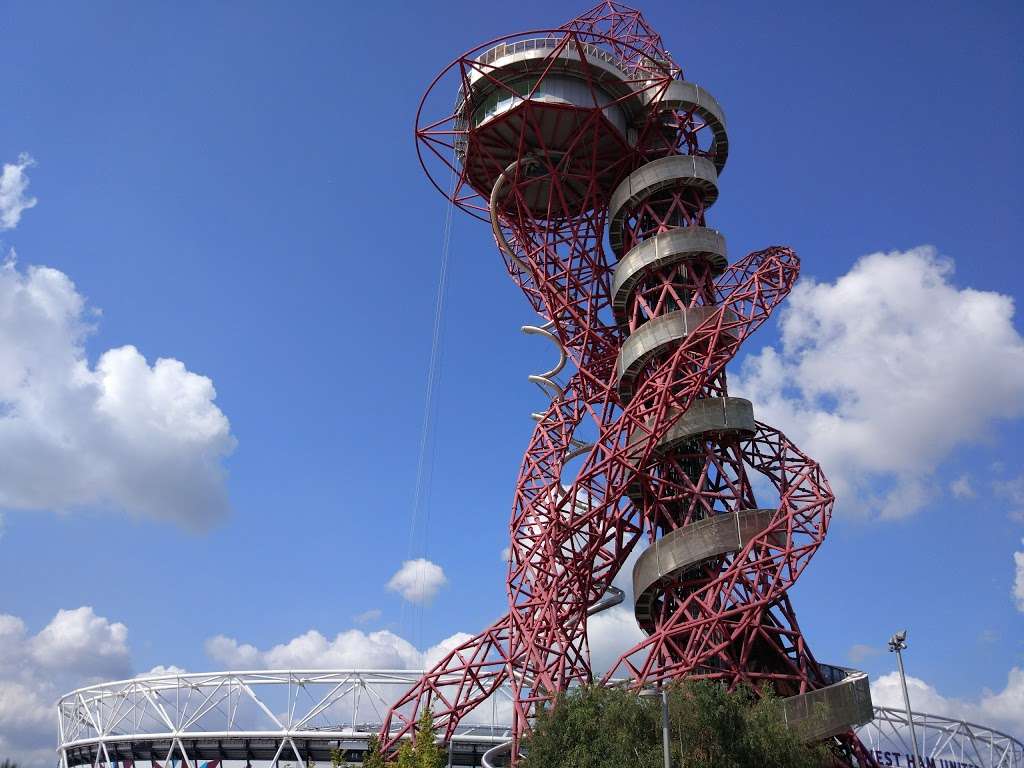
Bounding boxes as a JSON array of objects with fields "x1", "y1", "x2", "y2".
[{"x1": 402, "y1": 163, "x2": 457, "y2": 645}]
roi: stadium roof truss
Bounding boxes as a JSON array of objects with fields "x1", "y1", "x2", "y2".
[
  {"x1": 857, "y1": 707, "x2": 1023, "y2": 768},
  {"x1": 58, "y1": 670, "x2": 1021, "y2": 768},
  {"x1": 57, "y1": 670, "x2": 512, "y2": 768}
]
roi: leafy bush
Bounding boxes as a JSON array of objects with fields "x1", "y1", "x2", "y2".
[{"x1": 521, "y1": 681, "x2": 827, "y2": 768}]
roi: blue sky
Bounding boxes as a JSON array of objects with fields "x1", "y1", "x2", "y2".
[{"x1": 1, "y1": 0, "x2": 1022, "y2": 762}]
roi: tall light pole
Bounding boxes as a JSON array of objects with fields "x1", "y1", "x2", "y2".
[
  {"x1": 889, "y1": 630, "x2": 924, "y2": 768},
  {"x1": 640, "y1": 687, "x2": 672, "y2": 768},
  {"x1": 660, "y1": 689, "x2": 671, "y2": 768}
]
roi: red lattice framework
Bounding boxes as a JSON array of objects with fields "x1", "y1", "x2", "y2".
[{"x1": 381, "y1": 3, "x2": 876, "y2": 765}]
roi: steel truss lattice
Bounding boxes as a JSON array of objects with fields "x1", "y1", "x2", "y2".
[
  {"x1": 856, "y1": 708, "x2": 1023, "y2": 768},
  {"x1": 57, "y1": 670, "x2": 512, "y2": 768},
  {"x1": 56, "y1": 673, "x2": 1022, "y2": 768},
  {"x1": 381, "y1": 2, "x2": 883, "y2": 765}
]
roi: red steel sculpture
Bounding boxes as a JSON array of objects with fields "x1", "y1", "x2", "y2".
[{"x1": 383, "y1": 2, "x2": 876, "y2": 764}]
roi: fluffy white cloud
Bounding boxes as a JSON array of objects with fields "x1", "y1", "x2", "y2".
[
  {"x1": 423, "y1": 632, "x2": 476, "y2": 669},
  {"x1": 29, "y1": 607, "x2": 130, "y2": 680},
  {"x1": 0, "y1": 259, "x2": 235, "y2": 530},
  {"x1": 205, "y1": 628, "x2": 473, "y2": 671},
  {"x1": 734, "y1": 247, "x2": 1024, "y2": 519},
  {"x1": 871, "y1": 667, "x2": 1024, "y2": 738},
  {"x1": 387, "y1": 558, "x2": 447, "y2": 604},
  {"x1": 588, "y1": 605, "x2": 645, "y2": 675},
  {"x1": 0, "y1": 153, "x2": 37, "y2": 230},
  {"x1": 586, "y1": 545, "x2": 646, "y2": 676},
  {"x1": 0, "y1": 607, "x2": 134, "y2": 766},
  {"x1": 1014, "y1": 539, "x2": 1024, "y2": 613},
  {"x1": 145, "y1": 664, "x2": 186, "y2": 676}
]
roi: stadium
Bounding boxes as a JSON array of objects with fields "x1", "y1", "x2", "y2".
[{"x1": 57, "y1": 670, "x2": 1022, "y2": 768}]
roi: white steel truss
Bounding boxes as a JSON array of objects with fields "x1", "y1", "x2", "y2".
[
  {"x1": 58, "y1": 670, "x2": 1021, "y2": 768},
  {"x1": 57, "y1": 670, "x2": 513, "y2": 768},
  {"x1": 856, "y1": 707, "x2": 1022, "y2": 768}
]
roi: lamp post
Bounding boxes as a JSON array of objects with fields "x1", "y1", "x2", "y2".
[
  {"x1": 889, "y1": 630, "x2": 924, "y2": 768},
  {"x1": 660, "y1": 688, "x2": 671, "y2": 768},
  {"x1": 640, "y1": 687, "x2": 672, "y2": 768}
]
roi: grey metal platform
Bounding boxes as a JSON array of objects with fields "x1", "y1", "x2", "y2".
[
  {"x1": 639, "y1": 80, "x2": 729, "y2": 172},
  {"x1": 649, "y1": 396, "x2": 755, "y2": 455},
  {"x1": 781, "y1": 667, "x2": 874, "y2": 742},
  {"x1": 632, "y1": 508, "x2": 777, "y2": 627},
  {"x1": 623, "y1": 396, "x2": 756, "y2": 506},
  {"x1": 610, "y1": 226, "x2": 728, "y2": 328},
  {"x1": 608, "y1": 155, "x2": 720, "y2": 257},
  {"x1": 616, "y1": 307, "x2": 736, "y2": 403},
  {"x1": 458, "y1": 37, "x2": 643, "y2": 129}
]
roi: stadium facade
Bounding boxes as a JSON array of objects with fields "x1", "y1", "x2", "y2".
[{"x1": 58, "y1": 670, "x2": 1023, "y2": 768}]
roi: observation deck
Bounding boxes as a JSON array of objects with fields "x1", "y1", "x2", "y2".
[{"x1": 457, "y1": 36, "x2": 643, "y2": 216}]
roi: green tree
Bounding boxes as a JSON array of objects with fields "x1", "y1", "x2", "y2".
[
  {"x1": 521, "y1": 681, "x2": 827, "y2": 768},
  {"x1": 362, "y1": 734, "x2": 386, "y2": 768},
  {"x1": 395, "y1": 741, "x2": 415, "y2": 768},
  {"x1": 666, "y1": 680, "x2": 826, "y2": 768},
  {"x1": 413, "y1": 708, "x2": 445, "y2": 768},
  {"x1": 329, "y1": 745, "x2": 347, "y2": 768},
  {"x1": 522, "y1": 685, "x2": 664, "y2": 767}
]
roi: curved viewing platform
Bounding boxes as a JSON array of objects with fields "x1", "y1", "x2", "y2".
[
  {"x1": 631, "y1": 507, "x2": 777, "y2": 627},
  {"x1": 639, "y1": 80, "x2": 730, "y2": 172},
  {"x1": 456, "y1": 36, "x2": 644, "y2": 130},
  {"x1": 607, "y1": 154, "x2": 721, "y2": 257},
  {"x1": 616, "y1": 306, "x2": 737, "y2": 403},
  {"x1": 610, "y1": 226, "x2": 728, "y2": 328}
]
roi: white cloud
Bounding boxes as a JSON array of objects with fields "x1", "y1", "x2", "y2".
[
  {"x1": 0, "y1": 259, "x2": 235, "y2": 530},
  {"x1": 145, "y1": 664, "x2": 186, "y2": 676},
  {"x1": 950, "y1": 474, "x2": 974, "y2": 499},
  {"x1": 500, "y1": 546, "x2": 511, "y2": 562},
  {"x1": 1014, "y1": 539, "x2": 1024, "y2": 613},
  {"x1": 387, "y1": 558, "x2": 447, "y2": 604},
  {"x1": 423, "y1": 632, "x2": 475, "y2": 669},
  {"x1": 205, "y1": 628, "x2": 472, "y2": 672},
  {"x1": 29, "y1": 607, "x2": 130, "y2": 680},
  {"x1": 871, "y1": 667, "x2": 1024, "y2": 738},
  {"x1": 0, "y1": 607, "x2": 135, "y2": 766},
  {"x1": 734, "y1": 247, "x2": 1024, "y2": 519},
  {"x1": 586, "y1": 545, "x2": 646, "y2": 675},
  {"x1": 0, "y1": 153, "x2": 37, "y2": 230},
  {"x1": 588, "y1": 606, "x2": 645, "y2": 675},
  {"x1": 353, "y1": 608, "x2": 382, "y2": 625}
]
